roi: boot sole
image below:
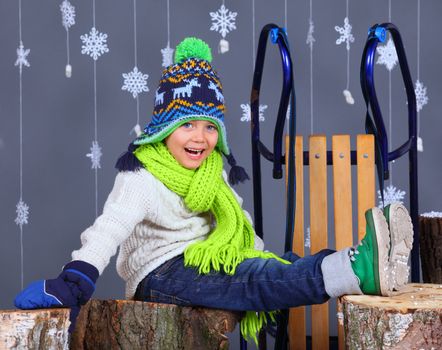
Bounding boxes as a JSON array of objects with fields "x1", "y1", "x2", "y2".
[
  {"x1": 370, "y1": 207, "x2": 391, "y2": 296},
  {"x1": 385, "y1": 203, "x2": 414, "y2": 292}
]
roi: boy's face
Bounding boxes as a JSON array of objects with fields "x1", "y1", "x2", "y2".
[{"x1": 165, "y1": 120, "x2": 219, "y2": 169}]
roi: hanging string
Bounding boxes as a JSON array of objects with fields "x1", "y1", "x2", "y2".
[
  {"x1": 123, "y1": 0, "x2": 148, "y2": 136},
  {"x1": 60, "y1": 0, "x2": 75, "y2": 77},
  {"x1": 160, "y1": 0, "x2": 173, "y2": 68},
  {"x1": 93, "y1": 0, "x2": 99, "y2": 218},
  {"x1": 388, "y1": 0, "x2": 393, "y2": 185},
  {"x1": 417, "y1": 0, "x2": 421, "y2": 143},
  {"x1": 252, "y1": 0, "x2": 255, "y2": 67},
  {"x1": 240, "y1": 0, "x2": 267, "y2": 123},
  {"x1": 66, "y1": 24, "x2": 70, "y2": 70},
  {"x1": 345, "y1": 0, "x2": 350, "y2": 93},
  {"x1": 15, "y1": 0, "x2": 32, "y2": 290},
  {"x1": 336, "y1": 0, "x2": 355, "y2": 104},
  {"x1": 133, "y1": 0, "x2": 140, "y2": 127},
  {"x1": 414, "y1": 0, "x2": 428, "y2": 152},
  {"x1": 309, "y1": 0, "x2": 314, "y2": 134},
  {"x1": 18, "y1": 0, "x2": 24, "y2": 291},
  {"x1": 81, "y1": 0, "x2": 109, "y2": 217},
  {"x1": 167, "y1": 0, "x2": 170, "y2": 46},
  {"x1": 284, "y1": 0, "x2": 287, "y2": 30},
  {"x1": 284, "y1": 0, "x2": 288, "y2": 134}
]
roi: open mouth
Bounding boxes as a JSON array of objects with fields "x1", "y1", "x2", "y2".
[{"x1": 185, "y1": 147, "x2": 205, "y2": 156}]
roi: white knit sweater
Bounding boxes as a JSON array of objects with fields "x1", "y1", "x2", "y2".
[{"x1": 71, "y1": 168, "x2": 264, "y2": 299}]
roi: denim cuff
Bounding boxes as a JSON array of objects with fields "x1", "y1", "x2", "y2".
[{"x1": 321, "y1": 248, "x2": 362, "y2": 298}]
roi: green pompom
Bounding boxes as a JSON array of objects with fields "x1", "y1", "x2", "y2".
[{"x1": 174, "y1": 37, "x2": 213, "y2": 64}]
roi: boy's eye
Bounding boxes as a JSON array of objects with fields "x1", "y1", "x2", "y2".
[
  {"x1": 182, "y1": 122, "x2": 193, "y2": 128},
  {"x1": 207, "y1": 124, "x2": 217, "y2": 132}
]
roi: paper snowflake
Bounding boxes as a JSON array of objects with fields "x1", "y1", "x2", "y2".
[
  {"x1": 376, "y1": 38, "x2": 398, "y2": 71},
  {"x1": 415, "y1": 80, "x2": 429, "y2": 112},
  {"x1": 240, "y1": 103, "x2": 267, "y2": 122},
  {"x1": 81, "y1": 27, "x2": 109, "y2": 61},
  {"x1": 209, "y1": 4, "x2": 237, "y2": 38},
  {"x1": 60, "y1": 0, "x2": 75, "y2": 29},
  {"x1": 377, "y1": 185, "x2": 406, "y2": 208},
  {"x1": 417, "y1": 136, "x2": 424, "y2": 152},
  {"x1": 86, "y1": 141, "x2": 102, "y2": 169},
  {"x1": 305, "y1": 227, "x2": 311, "y2": 248},
  {"x1": 335, "y1": 17, "x2": 355, "y2": 50},
  {"x1": 306, "y1": 19, "x2": 315, "y2": 49},
  {"x1": 122, "y1": 66, "x2": 149, "y2": 98},
  {"x1": 15, "y1": 41, "x2": 30, "y2": 72},
  {"x1": 15, "y1": 199, "x2": 29, "y2": 227},
  {"x1": 161, "y1": 45, "x2": 174, "y2": 68}
]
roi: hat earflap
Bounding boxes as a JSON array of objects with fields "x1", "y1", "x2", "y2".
[
  {"x1": 115, "y1": 143, "x2": 143, "y2": 172},
  {"x1": 225, "y1": 151, "x2": 249, "y2": 185}
]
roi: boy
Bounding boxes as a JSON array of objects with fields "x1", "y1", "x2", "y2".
[{"x1": 15, "y1": 37, "x2": 413, "y2": 342}]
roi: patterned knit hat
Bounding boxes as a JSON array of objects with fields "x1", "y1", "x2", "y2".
[{"x1": 133, "y1": 37, "x2": 229, "y2": 155}]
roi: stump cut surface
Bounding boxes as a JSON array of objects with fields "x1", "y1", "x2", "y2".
[{"x1": 340, "y1": 283, "x2": 442, "y2": 350}]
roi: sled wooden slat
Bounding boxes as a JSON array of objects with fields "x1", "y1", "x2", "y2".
[
  {"x1": 309, "y1": 135, "x2": 329, "y2": 350},
  {"x1": 286, "y1": 136, "x2": 306, "y2": 350},
  {"x1": 332, "y1": 135, "x2": 353, "y2": 350},
  {"x1": 285, "y1": 134, "x2": 375, "y2": 349},
  {"x1": 356, "y1": 135, "x2": 375, "y2": 241}
]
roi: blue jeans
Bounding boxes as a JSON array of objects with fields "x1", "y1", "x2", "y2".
[{"x1": 134, "y1": 249, "x2": 334, "y2": 312}]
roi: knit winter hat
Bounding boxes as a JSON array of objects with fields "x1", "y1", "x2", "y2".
[{"x1": 133, "y1": 37, "x2": 229, "y2": 155}]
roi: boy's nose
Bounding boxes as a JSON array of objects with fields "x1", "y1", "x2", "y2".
[{"x1": 191, "y1": 127, "x2": 205, "y2": 142}]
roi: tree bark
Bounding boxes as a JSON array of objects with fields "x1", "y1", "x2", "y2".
[
  {"x1": 340, "y1": 283, "x2": 442, "y2": 350},
  {"x1": 420, "y1": 216, "x2": 442, "y2": 283},
  {"x1": 0, "y1": 308, "x2": 70, "y2": 349},
  {"x1": 72, "y1": 300, "x2": 240, "y2": 350},
  {"x1": 0, "y1": 300, "x2": 240, "y2": 350}
]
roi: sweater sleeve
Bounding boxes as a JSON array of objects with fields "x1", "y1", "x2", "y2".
[
  {"x1": 222, "y1": 171, "x2": 265, "y2": 251},
  {"x1": 71, "y1": 170, "x2": 153, "y2": 274}
]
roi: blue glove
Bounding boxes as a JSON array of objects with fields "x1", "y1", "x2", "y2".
[{"x1": 14, "y1": 260, "x2": 99, "y2": 333}]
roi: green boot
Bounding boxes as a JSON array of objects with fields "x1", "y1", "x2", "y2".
[
  {"x1": 383, "y1": 203, "x2": 414, "y2": 291},
  {"x1": 350, "y1": 207, "x2": 390, "y2": 295}
]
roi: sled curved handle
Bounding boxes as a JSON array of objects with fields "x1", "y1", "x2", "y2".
[{"x1": 360, "y1": 22, "x2": 419, "y2": 282}]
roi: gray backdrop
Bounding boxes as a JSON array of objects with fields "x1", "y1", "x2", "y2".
[{"x1": 1, "y1": 0, "x2": 441, "y2": 348}]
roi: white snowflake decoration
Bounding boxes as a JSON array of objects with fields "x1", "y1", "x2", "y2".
[
  {"x1": 415, "y1": 79, "x2": 429, "y2": 112},
  {"x1": 161, "y1": 45, "x2": 174, "y2": 68},
  {"x1": 376, "y1": 38, "x2": 398, "y2": 71},
  {"x1": 122, "y1": 66, "x2": 149, "y2": 98},
  {"x1": 417, "y1": 136, "x2": 424, "y2": 152},
  {"x1": 306, "y1": 19, "x2": 315, "y2": 49},
  {"x1": 60, "y1": 0, "x2": 75, "y2": 29},
  {"x1": 15, "y1": 41, "x2": 30, "y2": 72},
  {"x1": 86, "y1": 141, "x2": 102, "y2": 169},
  {"x1": 305, "y1": 227, "x2": 311, "y2": 248},
  {"x1": 209, "y1": 4, "x2": 237, "y2": 38},
  {"x1": 377, "y1": 185, "x2": 406, "y2": 208},
  {"x1": 81, "y1": 27, "x2": 109, "y2": 61},
  {"x1": 421, "y1": 211, "x2": 442, "y2": 218},
  {"x1": 15, "y1": 199, "x2": 29, "y2": 227},
  {"x1": 240, "y1": 103, "x2": 267, "y2": 122},
  {"x1": 335, "y1": 17, "x2": 355, "y2": 50}
]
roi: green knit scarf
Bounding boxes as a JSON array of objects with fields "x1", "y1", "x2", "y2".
[{"x1": 134, "y1": 142, "x2": 290, "y2": 344}]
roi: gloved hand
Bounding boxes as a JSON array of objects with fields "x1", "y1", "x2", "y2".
[{"x1": 14, "y1": 260, "x2": 99, "y2": 333}]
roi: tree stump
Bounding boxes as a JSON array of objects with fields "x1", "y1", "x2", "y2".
[
  {"x1": 0, "y1": 308, "x2": 70, "y2": 349},
  {"x1": 339, "y1": 283, "x2": 442, "y2": 350},
  {"x1": 420, "y1": 215, "x2": 442, "y2": 283},
  {"x1": 0, "y1": 300, "x2": 240, "y2": 350}
]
